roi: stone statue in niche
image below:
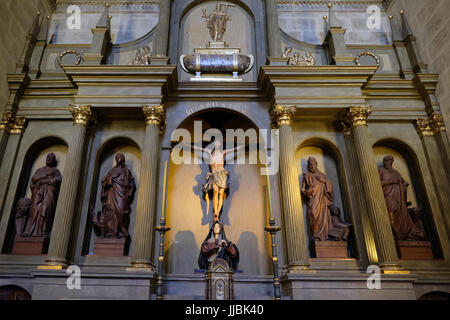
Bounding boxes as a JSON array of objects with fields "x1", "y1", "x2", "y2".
[
  {"x1": 22, "y1": 153, "x2": 62, "y2": 238},
  {"x1": 198, "y1": 221, "x2": 239, "y2": 271},
  {"x1": 202, "y1": 3, "x2": 233, "y2": 44},
  {"x1": 92, "y1": 153, "x2": 136, "y2": 239},
  {"x1": 328, "y1": 205, "x2": 351, "y2": 241},
  {"x1": 379, "y1": 155, "x2": 425, "y2": 241},
  {"x1": 15, "y1": 197, "x2": 31, "y2": 237},
  {"x1": 184, "y1": 139, "x2": 244, "y2": 222},
  {"x1": 301, "y1": 156, "x2": 334, "y2": 241}
]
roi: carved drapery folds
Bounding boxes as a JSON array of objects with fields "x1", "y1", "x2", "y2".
[
  {"x1": 142, "y1": 104, "x2": 166, "y2": 132},
  {"x1": 0, "y1": 112, "x2": 27, "y2": 134},
  {"x1": 270, "y1": 104, "x2": 296, "y2": 128}
]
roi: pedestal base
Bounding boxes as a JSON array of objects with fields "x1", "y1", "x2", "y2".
[
  {"x1": 206, "y1": 258, "x2": 233, "y2": 300},
  {"x1": 313, "y1": 241, "x2": 349, "y2": 259},
  {"x1": 93, "y1": 238, "x2": 127, "y2": 257},
  {"x1": 397, "y1": 241, "x2": 434, "y2": 260},
  {"x1": 12, "y1": 237, "x2": 47, "y2": 255}
]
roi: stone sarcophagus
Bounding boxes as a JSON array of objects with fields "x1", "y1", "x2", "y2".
[{"x1": 180, "y1": 48, "x2": 254, "y2": 80}]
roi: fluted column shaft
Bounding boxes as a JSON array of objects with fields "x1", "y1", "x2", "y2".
[
  {"x1": 154, "y1": 0, "x2": 172, "y2": 57},
  {"x1": 342, "y1": 130, "x2": 377, "y2": 264},
  {"x1": 271, "y1": 105, "x2": 309, "y2": 269},
  {"x1": 415, "y1": 115, "x2": 450, "y2": 239},
  {"x1": 342, "y1": 106, "x2": 399, "y2": 269},
  {"x1": 46, "y1": 105, "x2": 94, "y2": 266},
  {"x1": 265, "y1": 0, "x2": 282, "y2": 57},
  {"x1": 131, "y1": 105, "x2": 165, "y2": 268}
]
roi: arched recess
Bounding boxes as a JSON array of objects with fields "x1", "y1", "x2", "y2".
[
  {"x1": 0, "y1": 285, "x2": 31, "y2": 300},
  {"x1": 165, "y1": 109, "x2": 271, "y2": 275},
  {"x1": 1, "y1": 137, "x2": 68, "y2": 254},
  {"x1": 177, "y1": 0, "x2": 257, "y2": 82},
  {"x1": 296, "y1": 137, "x2": 357, "y2": 258},
  {"x1": 82, "y1": 137, "x2": 141, "y2": 256},
  {"x1": 418, "y1": 291, "x2": 450, "y2": 300},
  {"x1": 373, "y1": 138, "x2": 443, "y2": 259}
]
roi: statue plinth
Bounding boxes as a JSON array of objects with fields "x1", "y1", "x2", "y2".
[
  {"x1": 313, "y1": 241, "x2": 349, "y2": 259},
  {"x1": 397, "y1": 241, "x2": 433, "y2": 260},
  {"x1": 12, "y1": 237, "x2": 47, "y2": 255},
  {"x1": 92, "y1": 238, "x2": 128, "y2": 257},
  {"x1": 205, "y1": 41, "x2": 229, "y2": 49}
]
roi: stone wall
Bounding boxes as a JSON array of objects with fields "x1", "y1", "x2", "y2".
[
  {"x1": 387, "y1": 0, "x2": 450, "y2": 139},
  {"x1": 0, "y1": 0, "x2": 55, "y2": 114}
]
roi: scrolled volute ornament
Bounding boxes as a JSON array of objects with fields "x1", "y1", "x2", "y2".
[
  {"x1": 340, "y1": 105, "x2": 372, "y2": 128},
  {"x1": 142, "y1": 104, "x2": 166, "y2": 132},
  {"x1": 69, "y1": 104, "x2": 96, "y2": 126},
  {"x1": 270, "y1": 105, "x2": 296, "y2": 128}
]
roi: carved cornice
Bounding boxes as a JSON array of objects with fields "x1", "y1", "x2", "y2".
[
  {"x1": 270, "y1": 105, "x2": 296, "y2": 128},
  {"x1": 0, "y1": 112, "x2": 27, "y2": 134},
  {"x1": 142, "y1": 104, "x2": 166, "y2": 131},
  {"x1": 69, "y1": 104, "x2": 96, "y2": 126},
  {"x1": 415, "y1": 112, "x2": 446, "y2": 137},
  {"x1": 340, "y1": 105, "x2": 372, "y2": 128}
]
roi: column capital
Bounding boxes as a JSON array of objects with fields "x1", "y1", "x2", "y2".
[
  {"x1": 415, "y1": 118, "x2": 434, "y2": 137},
  {"x1": 0, "y1": 111, "x2": 27, "y2": 134},
  {"x1": 430, "y1": 112, "x2": 446, "y2": 133},
  {"x1": 69, "y1": 104, "x2": 96, "y2": 126},
  {"x1": 142, "y1": 104, "x2": 166, "y2": 132},
  {"x1": 415, "y1": 113, "x2": 446, "y2": 137},
  {"x1": 340, "y1": 105, "x2": 372, "y2": 128},
  {"x1": 270, "y1": 105, "x2": 296, "y2": 128}
]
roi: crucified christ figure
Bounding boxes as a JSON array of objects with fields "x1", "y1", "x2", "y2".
[{"x1": 185, "y1": 139, "x2": 244, "y2": 222}]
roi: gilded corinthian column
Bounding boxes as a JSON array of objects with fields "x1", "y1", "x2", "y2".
[
  {"x1": 130, "y1": 105, "x2": 165, "y2": 269},
  {"x1": 0, "y1": 112, "x2": 26, "y2": 220},
  {"x1": 429, "y1": 113, "x2": 450, "y2": 182},
  {"x1": 415, "y1": 115, "x2": 450, "y2": 238},
  {"x1": 271, "y1": 105, "x2": 310, "y2": 271},
  {"x1": 341, "y1": 106, "x2": 400, "y2": 271},
  {"x1": 45, "y1": 105, "x2": 95, "y2": 267}
]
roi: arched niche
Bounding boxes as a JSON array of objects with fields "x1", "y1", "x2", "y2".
[
  {"x1": 0, "y1": 285, "x2": 31, "y2": 300},
  {"x1": 165, "y1": 109, "x2": 271, "y2": 275},
  {"x1": 178, "y1": 0, "x2": 257, "y2": 82},
  {"x1": 296, "y1": 138, "x2": 356, "y2": 258},
  {"x1": 1, "y1": 137, "x2": 67, "y2": 254},
  {"x1": 418, "y1": 291, "x2": 450, "y2": 300},
  {"x1": 373, "y1": 139, "x2": 442, "y2": 258},
  {"x1": 83, "y1": 137, "x2": 141, "y2": 256}
]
